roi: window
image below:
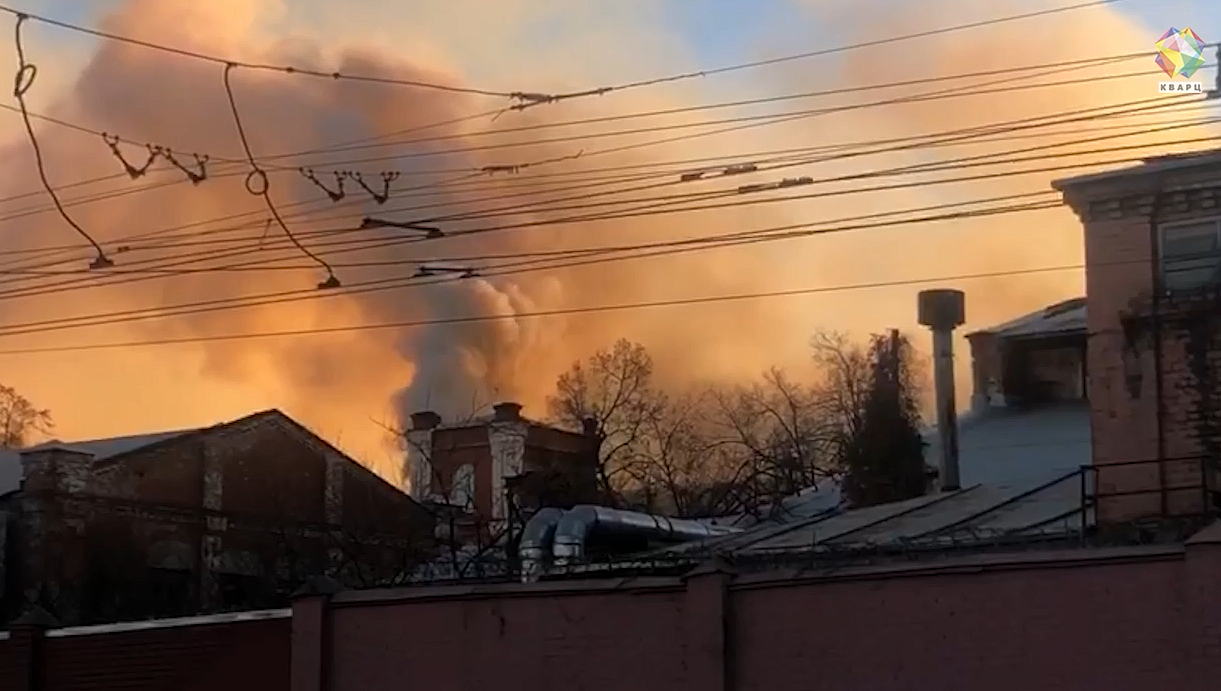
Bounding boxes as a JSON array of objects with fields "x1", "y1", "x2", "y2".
[{"x1": 1161, "y1": 219, "x2": 1221, "y2": 292}]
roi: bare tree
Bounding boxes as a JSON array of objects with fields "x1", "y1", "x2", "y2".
[
  {"x1": 703, "y1": 368, "x2": 840, "y2": 519},
  {"x1": 547, "y1": 339, "x2": 666, "y2": 504},
  {"x1": 629, "y1": 391, "x2": 712, "y2": 516},
  {"x1": 0, "y1": 384, "x2": 52, "y2": 448}
]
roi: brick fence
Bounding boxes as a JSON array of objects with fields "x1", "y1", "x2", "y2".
[
  {"x1": 1, "y1": 609, "x2": 290, "y2": 691},
  {"x1": 9, "y1": 530, "x2": 1221, "y2": 691}
]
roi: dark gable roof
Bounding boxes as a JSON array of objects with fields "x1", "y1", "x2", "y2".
[{"x1": 1, "y1": 410, "x2": 413, "y2": 505}]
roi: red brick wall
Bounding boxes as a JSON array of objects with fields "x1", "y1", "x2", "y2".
[
  {"x1": 327, "y1": 585, "x2": 690, "y2": 691},
  {"x1": 7, "y1": 614, "x2": 289, "y2": 691},
  {"x1": 13, "y1": 542, "x2": 1221, "y2": 690},
  {"x1": 312, "y1": 543, "x2": 1221, "y2": 691},
  {"x1": 1081, "y1": 200, "x2": 1221, "y2": 519},
  {"x1": 428, "y1": 426, "x2": 494, "y2": 513}
]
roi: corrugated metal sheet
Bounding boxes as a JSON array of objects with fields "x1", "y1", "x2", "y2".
[{"x1": 660, "y1": 403, "x2": 1092, "y2": 558}]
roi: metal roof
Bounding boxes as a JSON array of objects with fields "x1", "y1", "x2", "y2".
[
  {"x1": 1051, "y1": 147, "x2": 1221, "y2": 191},
  {"x1": 966, "y1": 297, "x2": 1086, "y2": 340},
  {"x1": 655, "y1": 403, "x2": 1092, "y2": 560}
]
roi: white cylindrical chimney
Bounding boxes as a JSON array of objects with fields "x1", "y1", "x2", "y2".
[{"x1": 918, "y1": 289, "x2": 966, "y2": 492}]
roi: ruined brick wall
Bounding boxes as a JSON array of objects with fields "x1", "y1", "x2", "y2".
[
  {"x1": 315, "y1": 544, "x2": 1221, "y2": 691},
  {"x1": 13, "y1": 413, "x2": 430, "y2": 624}
]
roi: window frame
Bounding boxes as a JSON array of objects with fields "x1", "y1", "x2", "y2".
[{"x1": 1157, "y1": 216, "x2": 1221, "y2": 293}]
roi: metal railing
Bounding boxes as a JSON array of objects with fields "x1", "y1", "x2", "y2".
[{"x1": 1080, "y1": 454, "x2": 1219, "y2": 540}]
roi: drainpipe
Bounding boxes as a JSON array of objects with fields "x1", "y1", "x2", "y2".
[
  {"x1": 1149, "y1": 193, "x2": 1168, "y2": 515},
  {"x1": 918, "y1": 289, "x2": 966, "y2": 491}
]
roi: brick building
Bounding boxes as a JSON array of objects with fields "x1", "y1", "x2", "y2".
[
  {"x1": 403, "y1": 401, "x2": 599, "y2": 523},
  {"x1": 1054, "y1": 151, "x2": 1221, "y2": 521},
  {"x1": 0, "y1": 409, "x2": 432, "y2": 626}
]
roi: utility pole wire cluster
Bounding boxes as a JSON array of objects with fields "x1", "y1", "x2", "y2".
[
  {"x1": 0, "y1": 51, "x2": 1190, "y2": 237},
  {"x1": 103, "y1": 135, "x2": 211, "y2": 184},
  {"x1": 300, "y1": 169, "x2": 402, "y2": 204},
  {"x1": 0, "y1": 194, "x2": 1070, "y2": 341},
  {"x1": 0, "y1": 96, "x2": 1206, "y2": 303},
  {"x1": 0, "y1": 110, "x2": 1208, "y2": 307}
]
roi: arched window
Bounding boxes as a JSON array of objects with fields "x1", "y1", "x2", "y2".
[{"x1": 451, "y1": 464, "x2": 475, "y2": 509}]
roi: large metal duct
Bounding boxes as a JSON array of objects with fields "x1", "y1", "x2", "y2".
[
  {"x1": 552, "y1": 505, "x2": 742, "y2": 566},
  {"x1": 518, "y1": 505, "x2": 743, "y2": 582},
  {"x1": 519, "y1": 507, "x2": 565, "y2": 582}
]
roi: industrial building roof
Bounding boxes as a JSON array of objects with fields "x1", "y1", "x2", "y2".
[
  {"x1": 966, "y1": 297, "x2": 1087, "y2": 340},
  {"x1": 655, "y1": 403, "x2": 1092, "y2": 561},
  {"x1": 1051, "y1": 148, "x2": 1221, "y2": 191},
  {"x1": 0, "y1": 428, "x2": 197, "y2": 496}
]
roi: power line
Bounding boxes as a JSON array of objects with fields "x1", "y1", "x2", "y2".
[
  {"x1": 0, "y1": 130, "x2": 1175, "y2": 305},
  {"x1": 259, "y1": 52, "x2": 1159, "y2": 162},
  {"x1": 0, "y1": 190, "x2": 1065, "y2": 277},
  {"x1": 0, "y1": 88, "x2": 1205, "y2": 297},
  {"x1": 0, "y1": 195, "x2": 1079, "y2": 337},
  {"x1": 606, "y1": 0, "x2": 1132, "y2": 90},
  {"x1": 222, "y1": 63, "x2": 340, "y2": 288},
  {"x1": 0, "y1": 80, "x2": 1203, "y2": 268},
  {"x1": 0, "y1": 4, "x2": 516, "y2": 98},
  {"x1": 0, "y1": 0, "x2": 1131, "y2": 109},
  {"x1": 0, "y1": 48, "x2": 1182, "y2": 224},
  {"x1": 9, "y1": 14, "x2": 112, "y2": 268},
  {"x1": 0, "y1": 260, "x2": 1093, "y2": 356},
  {"x1": 0, "y1": 130, "x2": 1205, "y2": 305}
]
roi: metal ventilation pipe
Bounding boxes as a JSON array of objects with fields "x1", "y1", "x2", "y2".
[
  {"x1": 918, "y1": 289, "x2": 966, "y2": 492},
  {"x1": 519, "y1": 507, "x2": 564, "y2": 582},
  {"x1": 551, "y1": 505, "x2": 742, "y2": 566}
]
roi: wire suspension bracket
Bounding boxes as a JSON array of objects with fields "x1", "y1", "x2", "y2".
[
  {"x1": 223, "y1": 62, "x2": 340, "y2": 289},
  {"x1": 13, "y1": 13, "x2": 112, "y2": 269}
]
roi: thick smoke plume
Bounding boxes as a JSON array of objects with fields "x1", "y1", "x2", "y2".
[{"x1": 0, "y1": 0, "x2": 1211, "y2": 479}]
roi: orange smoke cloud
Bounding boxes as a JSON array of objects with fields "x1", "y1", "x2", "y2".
[{"x1": 0, "y1": 0, "x2": 1211, "y2": 480}]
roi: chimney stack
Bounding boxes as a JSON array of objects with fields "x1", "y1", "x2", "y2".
[
  {"x1": 918, "y1": 289, "x2": 966, "y2": 492},
  {"x1": 581, "y1": 417, "x2": 599, "y2": 437},
  {"x1": 410, "y1": 410, "x2": 442, "y2": 431},
  {"x1": 493, "y1": 402, "x2": 523, "y2": 421}
]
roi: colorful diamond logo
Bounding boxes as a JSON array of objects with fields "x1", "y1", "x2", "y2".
[{"x1": 1155, "y1": 27, "x2": 1207, "y2": 79}]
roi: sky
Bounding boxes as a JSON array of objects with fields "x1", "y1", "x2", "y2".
[
  {"x1": 0, "y1": 0, "x2": 1218, "y2": 481},
  {"x1": 25, "y1": 0, "x2": 1221, "y2": 73}
]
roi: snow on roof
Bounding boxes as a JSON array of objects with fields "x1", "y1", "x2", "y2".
[
  {"x1": 967, "y1": 297, "x2": 1086, "y2": 340},
  {"x1": 44, "y1": 608, "x2": 290, "y2": 638},
  {"x1": 1051, "y1": 147, "x2": 1221, "y2": 191},
  {"x1": 0, "y1": 427, "x2": 198, "y2": 496},
  {"x1": 662, "y1": 403, "x2": 1092, "y2": 558}
]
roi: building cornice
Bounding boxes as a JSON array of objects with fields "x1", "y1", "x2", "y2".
[{"x1": 1069, "y1": 185, "x2": 1221, "y2": 222}]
